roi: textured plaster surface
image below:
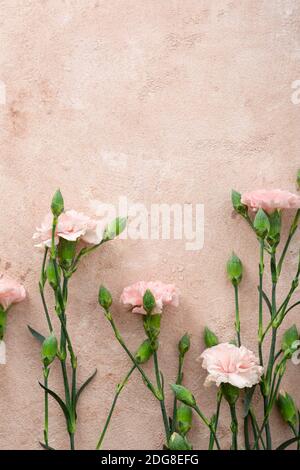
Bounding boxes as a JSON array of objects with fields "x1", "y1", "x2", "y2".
[{"x1": 0, "y1": 0, "x2": 300, "y2": 450}]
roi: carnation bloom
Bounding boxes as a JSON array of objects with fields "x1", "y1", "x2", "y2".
[
  {"x1": 241, "y1": 189, "x2": 300, "y2": 214},
  {"x1": 0, "y1": 274, "x2": 26, "y2": 310},
  {"x1": 200, "y1": 342, "x2": 263, "y2": 389},
  {"x1": 33, "y1": 210, "x2": 104, "y2": 247},
  {"x1": 120, "y1": 281, "x2": 179, "y2": 314}
]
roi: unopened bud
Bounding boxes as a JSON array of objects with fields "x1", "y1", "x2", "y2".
[
  {"x1": 51, "y1": 189, "x2": 64, "y2": 217},
  {"x1": 178, "y1": 333, "x2": 190, "y2": 357},
  {"x1": 135, "y1": 339, "x2": 153, "y2": 364},
  {"x1": 143, "y1": 289, "x2": 156, "y2": 314},
  {"x1": 204, "y1": 327, "x2": 218, "y2": 348},
  {"x1": 98, "y1": 285, "x2": 112, "y2": 311},
  {"x1": 277, "y1": 391, "x2": 297, "y2": 426},
  {"x1": 227, "y1": 253, "x2": 243, "y2": 285},
  {"x1": 41, "y1": 333, "x2": 58, "y2": 367},
  {"x1": 171, "y1": 384, "x2": 196, "y2": 407}
]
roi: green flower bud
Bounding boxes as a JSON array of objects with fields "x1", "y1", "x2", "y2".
[
  {"x1": 103, "y1": 217, "x2": 127, "y2": 241},
  {"x1": 221, "y1": 383, "x2": 239, "y2": 405},
  {"x1": 281, "y1": 324, "x2": 299, "y2": 358},
  {"x1": 58, "y1": 239, "x2": 77, "y2": 271},
  {"x1": 276, "y1": 391, "x2": 297, "y2": 426},
  {"x1": 41, "y1": 333, "x2": 58, "y2": 367},
  {"x1": 227, "y1": 253, "x2": 243, "y2": 285},
  {"x1": 168, "y1": 432, "x2": 192, "y2": 450},
  {"x1": 267, "y1": 210, "x2": 281, "y2": 247},
  {"x1": 51, "y1": 189, "x2": 64, "y2": 217},
  {"x1": 231, "y1": 190, "x2": 248, "y2": 216},
  {"x1": 143, "y1": 289, "x2": 156, "y2": 314},
  {"x1": 297, "y1": 169, "x2": 300, "y2": 190},
  {"x1": 178, "y1": 333, "x2": 190, "y2": 357},
  {"x1": 204, "y1": 327, "x2": 218, "y2": 348},
  {"x1": 98, "y1": 285, "x2": 112, "y2": 311},
  {"x1": 253, "y1": 209, "x2": 270, "y2": 238},
  {"x1": 135, "y1": 339, "x2": 153, "y2": 364},
  {"x1": 176, "y1": 404, "x2": 193, "y2": 436},
  {"x1": 0, "y1": 307, "x2": 7, "y2": 341},
  {"x1": 46, "y1": 259, "x2": 60, "y2": 289},
  {"x1": 171, "y1": 384, "x2": 196, "y2": 408}
]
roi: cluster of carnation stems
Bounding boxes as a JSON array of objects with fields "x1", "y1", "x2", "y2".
[{"x1": 1, "y1": 172, "x2": 300, "y2": 450}]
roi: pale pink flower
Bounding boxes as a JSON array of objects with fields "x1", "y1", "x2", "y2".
[
  {"x1": 241, "y1": 189, "x2": 300, "y2": 214},
  {"x1": 120, "y1": 281, "x2": 179, "y2": 314},
  {"x1": 200, "y1": 342, "x2": 263, "y2": 389},
  {"x1": 0, "y1": 274, "x2": 26, "y2": 311},
  {"x1": 33, "y1": 210, "x2": 104, "y2": 247}
]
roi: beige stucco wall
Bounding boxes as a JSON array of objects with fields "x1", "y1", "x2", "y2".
[{"x1": 0, "y1": 0, "x2": 299, "y2": 450}]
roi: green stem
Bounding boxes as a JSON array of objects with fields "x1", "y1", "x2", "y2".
[
  {"x1": 252, "y1": 364, "x2": 285, "y2": 450},
  {"x1": 277, "y1": 209, "x2": 300, "y2": 276},
  {"x1": 61, "y1": 360, "x2": 71, "y2": 409},
  {"x1": 39, "y1": 283, "x2": 53, "y2": 333},
  {"x1": 50, "y1": 222, "x2": 77, "y2": 448},
  {"x1": 263, "y1": 254, "x2": 278, "y2": 450},
  {"x1": 234, "y1": 284, "x2": 241, "y2": 347},
  {"x1": 229, "y1": 403, "x2": 238, "y2": 450},
  {"x1": 72, "y1": 241, "x2": 104, "y2": 270},
  {"x1": 69, "y1": 433, "x2": 75, "y2": 450},
  {"x1": 71, "y1": 365, "x2": 77, "y2": 414},
  {"x1": 105, "y1": 311, "x2": 160, "y2": 400},
  {"x1": 39, "y1": 247, "x2": 53, "y2": 333},
  {"x1": 96, "y1": 365, "x2": 136, "y2": 450},
  {"x1": 172, "y1": 355, "x2": 183, "y2": 433},
  {"x1": 244, "y1": 414, "x2": 251, "y2": 450},
  {"x1": 258, "y1": 239, "x2": 265, "y2": 367},
  {"x1": 209, "y1": 393, "x2": 222, "y2": 450},
  {"x1": 193, "y1": 405, "x2": 221, "y2": 450},
  {"x1": 43, "y1": 367, "x2": 49, "y2": 447},
  {"x1": 249, "y1": 409, "x2": 266, "y2": 450},
  {"x1": 153, "y1": 350, "x2": 170, "y2": 440}
]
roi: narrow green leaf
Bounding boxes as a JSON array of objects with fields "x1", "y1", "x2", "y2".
[
  {"x1": 39, "y1": 382, "x2": 70, "y2": 422},
  {"x1": 75, "y1": 369, "x2": 97, "y2": 406},
  {"x1": 276, "y1": 436, "x2": 300, "y2": 450},
  {"x1": 28, "y1": 325, "x2": 45, "y2": 344},
  {"x1": 258, "y1": 288, "x2": 272, "y2": 316},
  {"x1": 39, "y1": 442, "x2": 55, "y2": 450}
]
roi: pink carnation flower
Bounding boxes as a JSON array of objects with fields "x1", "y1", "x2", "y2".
[
  {"x1": 33, "y1": 210, "x2": 104, "y2": 247},
  {"x1": 200, "y1": 342, "x2": 263, "y2": 389},
  {"x1": 241, "y1": 189, "x2": 300, "y2": 214},
  {"x1": 120, "y1": 281, "x2": 179, "y2": 314},
  {"x1": 0, "y1": 274, "x2": 26, "y2": 310}
]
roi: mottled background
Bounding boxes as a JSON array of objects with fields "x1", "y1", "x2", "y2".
[{"x1": 0, "y1": 0, "x2": 299, "y2": 450}]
